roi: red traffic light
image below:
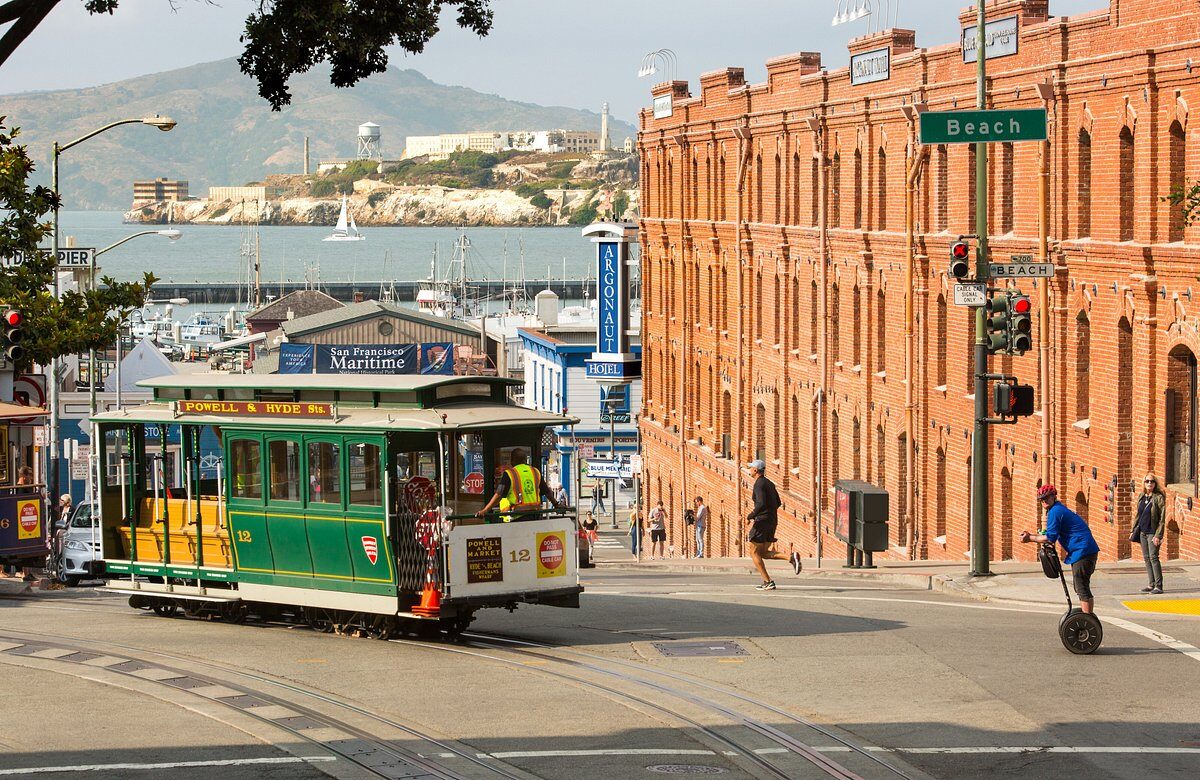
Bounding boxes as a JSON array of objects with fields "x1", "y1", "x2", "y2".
[
  {"x1": 2, "y1": 310, "x2": 20, "y2": 327},
  {"x1": 1012, "y1": 297, "x2": 1031, "y2": 314},
  {"x1": 951, "y1": 242, "x2": 970, "y2": 260}
]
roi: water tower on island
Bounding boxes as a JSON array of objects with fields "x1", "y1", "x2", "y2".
[{"x1": 357, "y1": 122, "x2": 382, "y2": 161}]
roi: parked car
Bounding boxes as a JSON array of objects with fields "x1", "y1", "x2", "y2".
[{"x1": 56, "y1": 500, "x2": 102, "y2": 586}]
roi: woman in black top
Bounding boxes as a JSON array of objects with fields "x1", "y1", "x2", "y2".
[
  {"x1": 1131, "y1": 473, "x2": 1167, "y2": 594},
  {"x1": 581, "y1": 511, "x2": 599, "y2": 545}
]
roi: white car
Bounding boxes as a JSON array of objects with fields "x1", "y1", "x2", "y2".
[{"x1": 57, "y1": 501, "x2": 102, "y2": 586}]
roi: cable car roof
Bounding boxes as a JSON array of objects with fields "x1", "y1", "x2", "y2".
[{"x1": 137, "y1": 374, "x2": 523, "y2": 392}]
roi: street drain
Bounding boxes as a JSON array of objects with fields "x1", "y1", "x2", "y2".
[
  {"x1": 647, "y1": 765, "x2": 728, "y2": 775},
  {"x1": 652, "y1": 641, "x2": 748, "y2": 658}
]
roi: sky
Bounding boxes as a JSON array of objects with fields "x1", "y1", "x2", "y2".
[{"x1": 0, "y1": 0, "x2": 1104, "y2": 123}]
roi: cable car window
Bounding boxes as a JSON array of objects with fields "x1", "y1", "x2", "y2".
[
  {"x1": 435, "y1": 383, "x2": 491, "y2": 401},
  {"x1": 338, "y1": 391, "x2": 375, "y2": 406},
  {"x1": 230, "y1": 439, "x2": 262, "y2": 499},
  {"x1": 222, "y1": 389, "x2": 255, "y2": 401},
  {"x1": 457, "y1": 434, "x2": 486, "y2": 497},
  {"x1": 268, "y1": 440, "x2": 300, "y2": 501},
  {"x1": 308, "y1": 441, "x2": 341, "y2": 505},
  {"x1": 349, "y1": 442, "x2": 382, "y2": 506},
  {"x1": 392, "y1": 451, "x2": 439, "y2": 514},
  {"x1": 155, "y1": 388, "x2": 184, "y2": 401},
  {"x1": 104, "y1": 427, "x2": 129, "y2": 488}
]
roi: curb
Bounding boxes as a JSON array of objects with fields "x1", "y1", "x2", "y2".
[{"x1": 595, "y1": 559, "x2": 939, "y2": 590}]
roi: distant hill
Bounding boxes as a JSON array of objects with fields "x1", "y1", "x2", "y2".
[{"x1": 1, "y1": 58, "x2": 637, "y2": 209}]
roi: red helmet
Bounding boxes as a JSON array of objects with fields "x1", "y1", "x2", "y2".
[{"x1": 1037, "y1": 484, "x2": 1057, "y2": 500}]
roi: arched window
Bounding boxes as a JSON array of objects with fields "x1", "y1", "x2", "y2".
[
  {"x1": 721, "y1": 390, "x2": 733, "y2": 458},
  {"x1": 831, "y1": 282, "x2": 841, "y2": 363},
  {"x1": 830, "y1": 411, "x2": 841, "y2": 484},
  {"x1": 1119, "y1": 127, "x2": 1135, "y2": 241},
  {"x1": 1169, "y1": 121, "x2": 1187, "y2": 242},
  {"x1": 772, "y1": 152, "x2": 780, "y2": 224},
  {"x1": 967, "y1": 145, "x2": 977, "y2": 234},
  {"x1": 1077, "y1": 129, "x2": 1092, "y2": 238},
  {"x1": 811, "y1": 403, "x2": 821, "y2": 509},
  {"x1": 876, "y1": 287, "x2": 887, "y2": 374},
  {"x1": 690, "y1": 154, "x2": 698, "y2": 219},
  {"x1": 705, "y1": 154, "x2": 713, "y2": 221},
  {"x1": 876, "y1": 147, "x2": 888, "y2": 230},
  {"x1": 935, "y1": 448, "x2": 948, "y2": 539},
  {"x1": 1118, "y1": 318, "x2": 1134, "y2": 545},
  {"x1": 666, "y1": 157, "x2": 674, "y2": 220},
  {"x1": 1075, "y1": 312, "x2": 1091, "y2": 422},
  {"x1": 809, "y1": 279, "x2": 819, "y2": 355},
  {"x1": 755, "y1": 402, "x2": 767, "y2": 463},
  {"x1": 830, "y1": 152, "x2": 842, "y2": 227},
  {"x1": 936, "y1": 145, "x2": 949, "y2": 231},
  {"x1": 774, "y1": 274, "x2": 781, "y2": 345},
  {"x1": 853, "y1": 148, "x2": 863, "y2": 229},
  {"x1": 1075, "y1": 490, "x2": 1089, "y2": 523},
  {"x1": 966, "y1": 310, "x2": 976, "y2": 394},
  {"x1": 875, "y1": 424, "x2": 886, "y2": 487},
  {"x1": 791, "y1": 394, "x2": 800, "y2": 475},
  {"x1": 852, "y1": 418, "x2": 862, "y2": 479},
  {"x1": 1000, "y1": 142, "x2": 1014, "y2": 233},
  {"x1": 791, "y1": 274, "x2": 800, "y2": 351},
  {"x1": 1000, "y1": 468, "x2": 1014, "y2": 559},
  {"x1": 755, "y1": 154, "x2": 763, "y2": 223},
  {"x1": 936, "y1": 295, "x2": 948, "y2": 388},
  {"x1": 792, "y1": 150, "x2": 801, "y2": 226},
  {"x1": 896, "y1": 433, "x2": 908, "y2": 544},
  {"x1": 852, "y1": 285, "x2": 862, "y2": 367},
  {"x1": 811, "y1": 155, "x2": 820, "y2": 227},
  {"x1": 755, "y1": 270, "x2": 764, "y2": 341},
  {"x1": 718, "y1": 155, "x2": 727, "y2": 221},
  {"x1": 1167, "y1": 346, "x2": 1198, "y2": 491}
]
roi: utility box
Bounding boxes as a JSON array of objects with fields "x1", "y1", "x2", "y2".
[{"x1": 833, "y1": 480, "x2": 889, "y2": 565}]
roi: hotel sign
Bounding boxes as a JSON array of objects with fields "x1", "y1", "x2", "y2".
[
  {"x1": 851, "y1": 47, "x2": 890, "y2": 86},
  {"x1": 962, "y1": 15, "x2": 1019, "y2": 63},
  {"x1": 176, "y1": 400, "x2": 335, "y2": 418},
  {"x1": 583, "y1": 224, "x2": 640, "y2": 385}
]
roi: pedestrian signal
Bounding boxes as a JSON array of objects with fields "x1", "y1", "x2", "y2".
[
  {"x1": 1, "y1": 309, "x2": 23, "y2": 363},
  {"x1": 949, "y1": 241, "x2": 971, "y2": 280},
  {"x1": 993, "y1": 382, "x2": 1035, "y2": 418}
]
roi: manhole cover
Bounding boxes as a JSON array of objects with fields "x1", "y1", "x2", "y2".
[
  {"x1": 647, "y1": 766, "x2": 728, "y2": 775},
  {"x1": 652, "y1": 641, "x2": 748, "y2": 658}
]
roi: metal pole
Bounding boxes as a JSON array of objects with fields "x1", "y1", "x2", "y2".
[
  {"x1": 1038, "y1": 87, "x2": 1053, "y2": 489},
  {"x1": 970, "y1": 0, "x2": 992, "y2": 576},
  {"x1": 48, "y1": 143, "x2": 61, "y2": 507},
  {"x1": 610, "y1": 406, "x2": 617, "y2": 529}
]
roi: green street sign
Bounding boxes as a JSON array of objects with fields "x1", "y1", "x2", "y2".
[{"x1": 919, "y1": 108, "x2": 1048, "y2": 145}]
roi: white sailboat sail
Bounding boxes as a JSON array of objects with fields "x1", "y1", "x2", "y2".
[{"x1": 324, "y1": 195, "x2": 365, "y2": 241}]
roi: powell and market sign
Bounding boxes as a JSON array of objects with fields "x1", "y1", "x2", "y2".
[{"x1": 583, "y1": 223, "x2": 641, "y2": 383}]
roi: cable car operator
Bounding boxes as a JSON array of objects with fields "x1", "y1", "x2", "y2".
[{"x1": 476, "y1": 449, "x2": 562, "y2": 521}]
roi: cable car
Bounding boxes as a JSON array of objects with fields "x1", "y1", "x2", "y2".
[{"x1": 93, "y1": 375, "x2": 582, "y2": 637}]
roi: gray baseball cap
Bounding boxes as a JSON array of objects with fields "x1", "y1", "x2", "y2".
[{"x1": 746, "y1": 459, "x2": 766, "y2": 471}]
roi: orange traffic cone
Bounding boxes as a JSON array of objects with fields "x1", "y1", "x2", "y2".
[{"x1": 413, "y1": 561, "x2": 441, "y2": 617}]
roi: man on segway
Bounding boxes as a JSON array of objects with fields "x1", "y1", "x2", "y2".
[{"x1": 1020, "y1": 485, "x2": 1101, "y2": 614}]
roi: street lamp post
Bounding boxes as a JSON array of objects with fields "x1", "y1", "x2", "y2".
[
  {"x1": 85, "y1": 231, "x2": 182, "y2": 506},
  {"x1": 48, "y1": 115, "x2": 176, "y2": 502}
]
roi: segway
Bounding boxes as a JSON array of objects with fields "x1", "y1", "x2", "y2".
[{"x1": 1038, "y1": 542, "x2": 1103, "y2": 654}]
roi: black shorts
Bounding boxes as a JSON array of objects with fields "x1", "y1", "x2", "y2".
[
  {"x1": 1071, "y1": 553, "x2": 1098, "y2": 601},
  {"x1": 650, "y1": 529, "x2": 666, "y2": 543},
  {"x1": 747, "y1": 523, "x2": 777, "y2": 545}
]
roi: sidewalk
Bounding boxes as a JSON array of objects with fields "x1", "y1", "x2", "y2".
[{"x1": 592, "y1": 533, "x2": 1200, "y2": 610}]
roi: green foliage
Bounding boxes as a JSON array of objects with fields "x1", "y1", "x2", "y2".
[
  {"x1": 529, "y1": 193, "x2": 552, "y2": 209},
  {"x1": 568, "y1": 192, "x2": 599, "y2": 225},
  {"x1": 0, "y1": 120, "x2": 154, "y2": 369},
  {"x1": 309, "y1": 159, "x2": 378, "y2": 197},
  {"x1": 1164, "y1": 181, "x2": 1200, "y2": 227},
  {"x1": 514, "y1": 181, "x2": 551, "y2": 198},
  {"x1": 611, "y1": 190, "x2": 629, "y2": 220},
  {"x1": 309, "y1": 178, "x2": 336, "y2": 198},
  {"x1": 367, "y1": 190, "x2": 389, "y2": 207},
  {"x1": 385, "y1": 150, "x2": 499, "y2": 188},
  {"x1": 545, "y1": 160, "x2": 578, "y2": 179}
]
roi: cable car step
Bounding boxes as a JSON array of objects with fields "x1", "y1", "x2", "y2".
[{"x1": 103, "y1": 583, "x2": 241, "y2": 603}]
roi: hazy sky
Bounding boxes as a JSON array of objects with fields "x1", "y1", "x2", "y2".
[{"x1": 0, "y1": 0, "x2": 1104, "y2": 123}]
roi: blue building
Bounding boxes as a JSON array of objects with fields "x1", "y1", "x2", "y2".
[{"x1": 518, "y1": 324, "x2": 641, "y2": 519}]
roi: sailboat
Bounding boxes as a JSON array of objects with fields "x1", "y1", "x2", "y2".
[{"x1": 324, "y1": 195, "x2": 365, "y2": 242}]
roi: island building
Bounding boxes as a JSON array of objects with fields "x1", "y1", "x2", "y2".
[
  {"x1": 132, "y1": 178, "x2": 189, "y2": 202},
  {"x1": 402, "y1": 130, "x2": 601, "y2": 160},
  {"x1": 637, "y1": 0, "x2": 1200, "y2": 564}
]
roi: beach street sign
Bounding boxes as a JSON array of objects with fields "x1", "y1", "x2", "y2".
[
  {"x1": 953, "y1": 283, "x2": 988, "y2": 307},
  {"x1": 990, "y1": 262, "x2": 1056, "y2": 278},
  {"x1": 920, "y1": 109, "x2": 1047, "y2": 145}
]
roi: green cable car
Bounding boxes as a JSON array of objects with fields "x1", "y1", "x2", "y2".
[{"x1": 93, "y1": 375, "x2": 582, "y2": 637}]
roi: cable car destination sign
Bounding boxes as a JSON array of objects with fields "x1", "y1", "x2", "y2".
[{"x1": 175, "y1": 399, "x2": 335, "y2": 418}]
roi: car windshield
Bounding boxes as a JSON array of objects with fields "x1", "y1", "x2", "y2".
[{"x1": 70, "y1": 504, "x2": 95, "y2": 528}]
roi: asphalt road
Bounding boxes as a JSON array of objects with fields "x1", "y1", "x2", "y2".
[{"x1": 1, "y1": 564, "x2": 1198, "y2": 780}]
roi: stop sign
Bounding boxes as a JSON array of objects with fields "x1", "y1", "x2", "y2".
[{"x1": 463, "y1": 472, "x2": 485, "y2": 494}]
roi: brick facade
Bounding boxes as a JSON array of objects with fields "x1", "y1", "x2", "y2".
[{"x1": 637, "y1": 0, "x2": 1200, "y2": 564}]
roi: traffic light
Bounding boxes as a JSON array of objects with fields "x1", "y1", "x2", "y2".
[
  {"x1": 986, "y1": 294, "x2": 1011, "y2": 353},
  {"x1": 1, "y1": 309, "x2": 23, "y2": 363},
  {"x1": 993, "y1": 382, "x2": 1035, "y2": 418},
  {"x1": 1009, "y1": 293, "x2": 1032, "y2": 355},
  {"x1": 949, "y1": 241, "x2": 971, "y2": 280}
]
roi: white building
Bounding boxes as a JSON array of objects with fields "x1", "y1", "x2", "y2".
[{"x1": 403, "y1": 130, "x2": 601, "y2": 160}]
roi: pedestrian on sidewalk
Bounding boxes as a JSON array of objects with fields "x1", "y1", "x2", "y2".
[
  {"x1": 745, "y1": 460, "x2": 780, "y2": 591},
  {"x1": 582, "y1": 511, "x2": 599, "y2": 545},
  {"x1": 591, "y1": 480, "x2": 607, "y2": 515},
  {"x1": 628, "y1": 507, "x2": 644, "y2": 558},
  {"x1": 1131, "y1": 473, "x2": 1167, "y2": 594},
  {"x1": 555, "y1": 483, "x2": 568, "y2": 508},
  {"x1": 692, "y1": 496, "x2": 708, "y2": 558},
  {"x1": 648, "y1": 500, "x2": 667, "y2": 559},
  {"x1": 1021, "y1": 484, "x2": 1101, "y2": 614}
]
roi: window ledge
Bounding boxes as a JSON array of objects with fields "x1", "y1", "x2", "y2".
[
  {"x1": 1073, "y1": 418, "x2": 1091, "y2": 433},
  {"x1": 790, "y1": 349, "x2": 802, "y2": 356},
  {"x1": 809, "y1": 353, "x2": 818, "y2": 363},
  {"x1": 755, "y1": 338, "x2": 764, "y2": 346},
  {"x1": 720, "y1": 330, "x2": 729, "y2": 337},
  {"x1": 774, "y1": 343, "x2": 783, "y2": 351},
  {"x1": 934, "y1": 535, "x2": 947, "y2": 546},
  {"x1": 934, "y1": 384, "x2": 948, "y2": 393},
  {"x1": 835, "y1": 361, "x2": 845, "y2": 369},
  {"x1": 874, "y1": 370, "x2": 887, "y2": 380},
  {"x1": 851, "y1": 364, "x2": 863, "y2": 374}
]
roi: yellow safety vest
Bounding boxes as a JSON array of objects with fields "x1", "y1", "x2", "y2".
[{"x1": 505, "y1": 464, "x2": 542, "y2": 512}]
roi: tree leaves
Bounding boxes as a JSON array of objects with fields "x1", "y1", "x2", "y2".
[{"x1": 0, "y1": 118, "x2": 154, "y2": 369}]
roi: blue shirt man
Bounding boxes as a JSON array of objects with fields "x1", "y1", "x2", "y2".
[{"x1": 1044, "y1": 501, "x2": 1101, "y2": 565}]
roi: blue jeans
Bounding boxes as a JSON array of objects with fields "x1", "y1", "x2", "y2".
[{"x1": 695, "y1": 524, "x2": 705, "y2": 557}]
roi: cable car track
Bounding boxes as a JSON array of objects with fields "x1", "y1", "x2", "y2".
[
  {"x1": 402, "y1": 631, "x2": 918, "y2": 780},
  {"x1": 461, "y1": 630, "x2": 916, "y2": 780},
  {"x1": 0, "y1": 628, "x2": 526, "y2": 780}
]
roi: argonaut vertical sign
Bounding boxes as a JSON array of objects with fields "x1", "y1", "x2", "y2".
[{"x1": 583, "y1": 223, "x2": 641, "y2": 383}]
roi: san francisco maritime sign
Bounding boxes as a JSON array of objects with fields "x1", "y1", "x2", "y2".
[{"x1": 176, "y1": 400, "x2": 335, "y2": 418}]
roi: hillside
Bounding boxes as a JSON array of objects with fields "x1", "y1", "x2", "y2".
[{"x1": 1, "y1": 58, "x2": 637, "y2": 209}]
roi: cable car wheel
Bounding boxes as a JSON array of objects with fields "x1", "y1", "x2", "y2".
[
  {"x1": 151, "y1": 601, "x2": 179, "y2": 618},
  {"x1": 366, "y1": 616, "x2": 397, "y2": 641},
  {"x1": 220, "y1": 601, "x2": 249, "y2": 624},
  {"x1": 305, "y1": 607, "x2": 336, "y2": 634},
  {"x1": 1059, "y1": 609, "x2": 1103, "y2": 654}
]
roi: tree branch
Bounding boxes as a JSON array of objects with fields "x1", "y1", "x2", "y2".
[{"x1": 0, "y1": 0, "x2": 58, "y2": 68}]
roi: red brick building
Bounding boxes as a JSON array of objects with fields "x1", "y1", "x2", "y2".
[{"x1": 637, "y1": 0, "x2": 1200, "y2": 564}]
